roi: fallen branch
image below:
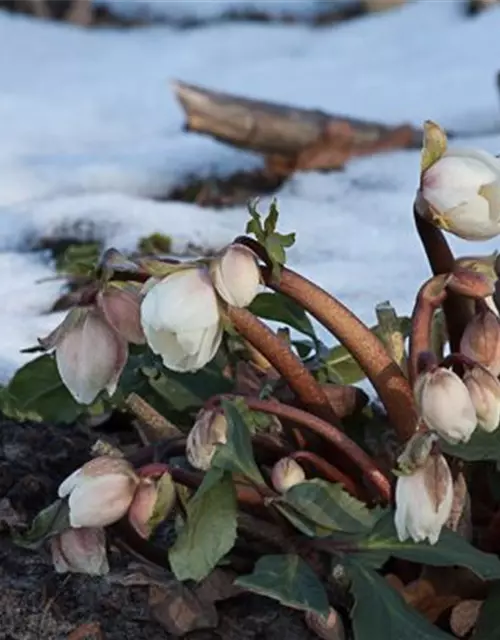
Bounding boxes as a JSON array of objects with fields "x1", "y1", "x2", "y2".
[{"x1": 172, "y1": 80, "x2": 423, "y2": 173}]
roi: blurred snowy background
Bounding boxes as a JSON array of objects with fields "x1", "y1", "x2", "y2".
[{"x1": 1, "y1": 0, "x2": 500, "y2": 380}]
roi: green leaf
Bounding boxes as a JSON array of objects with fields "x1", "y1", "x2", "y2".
[
  {"x1": 347, "y1": 558, "x2": 452, "y2": 640},
  {"x1": 212, "y1": 399, "x2": 265, "y2": 485},
  {"x1": 264, "y1": 199, "x2": 279, "y2": 234},
  {"x1": 323, "y1": 316, "x2": 411, "y2": 385},
  {"x1": 249, "y1": 292, "x2": 317, "y2": 341},
  {"x1": 235, "y1": 554, "x2": 329, "y2": 617},
  {"x1": 147, "y1": 362, "x2": 233, "y2": 414},
  {"x1": 2, "y1": 355, "x2": 84, "y2": 424},
  {"x1": 54, "y1": 241, "x2": 101, "y2": 276},
  {"x1": 473, "y1": 582, "x2": 500, "y2": 639},
  {"x1": 13, "y1": 500, "x2": 70, "y2": 550},
  {"x1": 137, "y1": 232, "x2": 172, "y2": 255},
  {"x1": 274, "y1": 479, "x2": 381, "y2": 536},
  {"x1": 441, "y1": 429, "x2": 500, "y2": 464},
  {"x1": 347, "y1": 513, "x2": 500, "y2": 579},
  {"x1": 169, "y1": 472, "x2": 237, "y2": 582},
  {"x1": 148, "y1": 472, "x2": 177, "y2": 535}
]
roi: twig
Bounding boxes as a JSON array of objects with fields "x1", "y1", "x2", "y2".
[{"x1": 290, "y1": 450, "x2": 360, "y2": 497}]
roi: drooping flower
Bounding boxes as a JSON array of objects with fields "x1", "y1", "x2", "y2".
[
  {"x1": 211, "y1": 243, "x2": 260, "y2": 308},
  {"x1": 460, "y1": 308, "x2": 500, "y2": 376},
  {"x1": 58, "y1": 456, "x2": 139, "y2": 528},
  {"x1": 128, "y1": 473, "x2": 176, "y2": 540},
  {"x1": 271, "y1": 457, "x2": 306, "y2": 493},
  {"x1": 464, "y1": 364, "x2": 500, "y2": 433},
  {"x1": 40, "y1": 306, "x2": 128, "y2": 405},
  {"x1": 186, "y1": 409, "x2": 228, "y2": 471},
  {"x1": 414, "y1": 367, "x2": 477, "y2": 444},
  {"x1": 51, "y1": 527, "x2": 109, "y2": 575},
  {"x1": 140, "y1": 267, "x2": 223, "y2": 372},
  {"x1": 395, "y1": 453, "x2": 453, "y2": 545},
  {"x1": 419, "y1": 148, "x2": 500, "y2": 240}
]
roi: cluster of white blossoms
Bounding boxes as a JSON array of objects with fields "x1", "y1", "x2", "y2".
[
  {"x1": 140, "y1": 243, "x2": 260, "y2": 372},
  {"x1": 396, "y1": 131, "x2": 500, "y2": 546}
]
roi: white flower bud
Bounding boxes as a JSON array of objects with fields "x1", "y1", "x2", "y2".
[
  {"x1": 128, "y1": 474, "x2": 176, "y2": 539},
  {"x1": 464, "y1": 365, "x2": 500, "y2": 433},
  {"x1": 58, "y1": 456, "x2": 139, "y2": 528},
  {"x1": 186, "y1": 409, "x2": 228, "y2": 471},
  {"x1": 460, "y1": 309, "x2": 500, "y2": 376},
  {"x1": 140, "y1": 267, "x2": 223, "y2": 372},
  {"x1": 50, "y1": 527, "x2": 109, "y2": 575},
  {"x1": 395, "y1": 453, "x2": 453, "y2": 545},
  {"x1": 304, "y1": 607, "x2": 345, "y2": 640},
  {"x1": 414, "y1": 367, "x2": 477, "y2": 444},
  {"x1": 271, "y1": 457, "x2": 306, "y2": 493},
  {"x1": 211, "y1": 243, "x2": 260, "y2": 308},
  {"x1": 420, "y1": 148, "x2": 500, "y2": 240},
  {"x1": 40, "y1": 306, "x2": 128, "y2": 405}
]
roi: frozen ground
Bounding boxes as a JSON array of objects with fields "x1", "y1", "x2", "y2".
[{"x1": 2, "y1": 0, "x2": 500, "y2": 382}]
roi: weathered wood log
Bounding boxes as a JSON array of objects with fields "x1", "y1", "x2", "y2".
[{"x1": 172, "y1": 80, "x2": 423, "y2": 173}]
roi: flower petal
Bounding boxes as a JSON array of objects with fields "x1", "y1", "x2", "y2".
[{"x1": 68, "y1": 474, "x2": 137, "y2": 528}]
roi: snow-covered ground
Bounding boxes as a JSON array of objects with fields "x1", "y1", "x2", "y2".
[{"x1": 2, "y1": 0, "x2": 500, "y2": 381}]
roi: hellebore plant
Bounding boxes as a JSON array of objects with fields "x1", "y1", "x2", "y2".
[{"x1": 12, "y1": 122, "x2": 500, "y2": 639}]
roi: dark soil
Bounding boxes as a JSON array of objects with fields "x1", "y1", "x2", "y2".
[{"x1": 0, "y1": 418, "x2": 315, "y2": 640}]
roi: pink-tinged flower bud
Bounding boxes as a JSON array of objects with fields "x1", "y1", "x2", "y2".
[
  {"x1": 128, "y1": 473, "x2": 176, "y2": 539},
  {"x1": 140, "y1": 267, "x2": 223, "y2": 372},
  {"x1": 50, "y1": 527, "x2": 108, "y2": 575},
  {"x1": 271, "y1": 457, "x2": 306, "y2": 494},
  {"x1": 420, "y1": 148, "x2": 500, "y2": 240},
  {"x1": 211, "y1": 243, "x2": 260, "y2": 308},
  {"x1": 96, "y1": 283, "x2": 145, "y2": 345},
  {"x1": 39, "y1": 306, "x2": 128, "y2": 405},
  {"x1": 186, "y1": 409, "x2": 228, "y2": 471},
  {"x1": 460, "y1": 309, "x2": 500, "y2": 376},
  {"x1": 414, "y1": 367, "x2": 477, "y2": 444},
  {"x1": 304, "y1": 608, "x2": 345, "y2": 640},
  {"x1": 58, "y1": 456, "x2": 139, "y2": 528},
  {"x1": 395, "y1": 453, "x2": 453, "y2": 545},
  {"x1": 463, "y1": 365, "x2": 500, "y2": 433}
]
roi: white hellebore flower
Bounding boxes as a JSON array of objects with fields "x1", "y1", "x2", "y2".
[
  {"x1": 140, "y1": 267, "x2": 223, "y2": 372},
  {"x1": 464, "y1": 365, "x2": 500, "y2": 433},
  {"x1": 414, "y1": 367, "x2": 477, "y2": 444},
  {"x1": 58, "y1": 456, "x2": 139, "y2": 528},
  {"x1": 395, "y1": 454, "x2": 453, "y2": 545},
  {"x1": 271, "y1": 457, "x2": 306, "y2": 493},
  {"x1": 211, "y1": 243, "x2": 260, "y2": 308},
  {"x1": 421, "y1": 148, "x2": 500, "y2": 240},
  {"x1": 40, "y1": 307, "x2": 128, "y2": 405}
]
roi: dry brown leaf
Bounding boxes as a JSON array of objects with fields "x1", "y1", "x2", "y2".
[
  {"x1": 450, "y1": 599, "x2": 482, "y2": 638},
  {"x1": 68, "y1": 622, "x2": 104, "y2": 640},
  {"x1": 149, "y1": 582, "x2": 218, "y2": 636}
]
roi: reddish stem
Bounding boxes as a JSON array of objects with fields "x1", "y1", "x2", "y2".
[
  {"x1": 408, "y1": 274, "x2": 449, "y2": 387},
  {"x1": 290, "y1": 450, "x2": 359, "y2": 498},
  {"x1": 220, "y1": 394, "x2": 391, "y2": 502},
  {"x1": 226, "y1": 305, "x2": 339, "y2": 423},
  {"x1": 414, "y1": 208, "x2": 473, "y2": 352}
]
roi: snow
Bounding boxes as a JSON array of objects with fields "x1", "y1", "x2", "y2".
[{"x1": 2, "y1": 0, "x2": 500, "y2": 381}]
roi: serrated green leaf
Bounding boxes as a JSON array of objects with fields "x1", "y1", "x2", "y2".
[
  {"x1": 213, "y1": 400, "x2": 265, "y2": 485},
  {"x1": 264, "y1": 199, "x2": 279, "y2": 235},
  {"x1": 275, "y1": 231, "x2": 296, "y2": 248},
  {"x1": 169, "y1": 472, "x2": 237, "y2": 582},
  {"x1": 249, "y1": 292, "x2": 317, "y2": 341},
  {"x1": 13, "y1": 499, "x2": 70, "y2": 550},
  {"x1": 347, "y1": 558, "x2": 452, "y2": 640},
  {"x1": 235, "y1": 554, "x2": 329, "y2": 617},
  {"x1": 346, "y1": 512, "x2": 500, "y2": 579},
  {"x1": 273, "y1": 479, "x2": 381, "y2": 536},
  {"x1": 55, "y1": 241, "x2": 101, "y2": 276},
  {"x1": 2, "y1": 354, "x2": 84, "y2": 424},
  {"x1": 473, "y1": 582, "x2": 500, "y2": 639}
]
